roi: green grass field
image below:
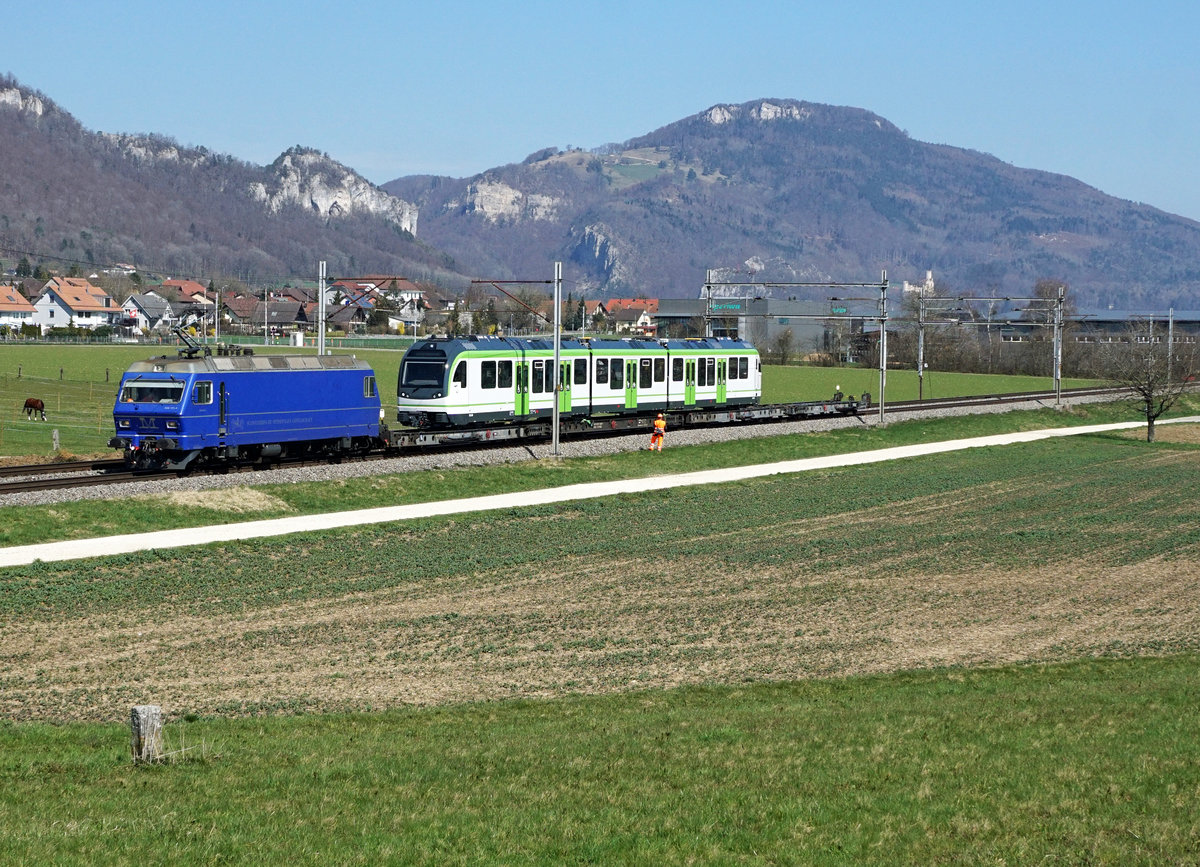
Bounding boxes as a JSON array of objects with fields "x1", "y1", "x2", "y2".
[
  {"x1": 0, "y1": 343, "x2": 1195, "y2": 863},
  {"x1": 1, "y1": 406, "x2": 1199, "y2": 861},
  {"x1": 2, "y1": 658, "x2": 1195, "y2": 864},
  {"x1": 0, "y1": 342, "x2": 1095, "y2": 458}
]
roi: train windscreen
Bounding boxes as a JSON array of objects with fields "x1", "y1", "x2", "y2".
[
  {"x1": 400, "y1": 359, "x2": 446, "y2": 387},
  {"x1": 120, "y1": 381, "x2": 185, "y2": 404}
]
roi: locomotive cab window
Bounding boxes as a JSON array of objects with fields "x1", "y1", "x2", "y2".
[
  {"x1": 363, "y1": 375, "x2": 377, "y2": 398},
  {"x1": 452, "y1": 362, "x2": 467, "y2": 388},
  {"x1": 121, "y1": 382, "x2": 184, "y2": 404},
  {"x1": 401, "y1": 360, "x2": 444, "y2": 387},
  {"x1": 481, "y1": 360, "x2": 497, "y2": 389},
  {"x1": 192, "y1": 381, "x2": 213, "y2": 405}
]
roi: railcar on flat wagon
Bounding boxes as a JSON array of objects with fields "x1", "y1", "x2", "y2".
[{"x1": 395, "y1": 335, "x2": 761, "y2": 428}]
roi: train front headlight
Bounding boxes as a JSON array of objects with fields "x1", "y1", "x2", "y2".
[{"x1": 165, "y1": 420, "x2": 180, "y2": 430}]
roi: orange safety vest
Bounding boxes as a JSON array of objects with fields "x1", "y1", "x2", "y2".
[{"x1": 653, "y1": 417, "x2": 666, "y2": 435}]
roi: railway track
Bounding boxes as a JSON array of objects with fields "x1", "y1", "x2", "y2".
[
  {"x1": 0, "y1": 460, "x2": 150, "y2": 497},
  {"x1": 882, "y1": 385, "x2": 1123, "y2": 414},
  {"x1": 0, "y1": 386, "x2": 1132, "y2": 497}
]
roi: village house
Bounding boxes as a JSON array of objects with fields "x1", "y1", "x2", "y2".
[
  {"x1": 122, "y1": 291, "x2": 177, "y2": 332},
  {"x1": 161, "y1": 279, "x2": 210, "y2": 304},
  {"x1": 30, "y1": 276, "x2": 119, "y2": 334},
  {"x1": 604, "y1": 298, "x2": 659, "y2": 336},
  {"x1": 0, "y1": 284, "x2": 37, "y2": 333}
]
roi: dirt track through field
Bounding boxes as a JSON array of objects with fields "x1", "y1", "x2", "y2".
[{"x1": 4, "y1": 544, "x2": 1197, "y2": 722}]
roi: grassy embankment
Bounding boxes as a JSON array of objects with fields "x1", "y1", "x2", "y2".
[{"x1": 1, "y1": 424, "x2": 1199, "y2": 862}]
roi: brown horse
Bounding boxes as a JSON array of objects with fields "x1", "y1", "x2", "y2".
[{"x1": 23, "y1": 397, "x2": 45, "y2": 421}]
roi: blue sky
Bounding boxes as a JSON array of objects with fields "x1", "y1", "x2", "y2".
[{"x1": 6, "y1": 1, "x2": 1200, "y2": 221}]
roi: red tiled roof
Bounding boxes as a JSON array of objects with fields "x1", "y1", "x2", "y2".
[
  {"x1": 0, "y1": 285, "x2": 36, "y2": 312},
  {"x1": 162, "y1": 279, "x2": 208, "y2": 299},
  {"x1": 605, "y1": 298, "x2": 659, "y2": 313}
]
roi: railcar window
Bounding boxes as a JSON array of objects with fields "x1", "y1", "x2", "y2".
[
  {"x1": 706, "y1": 357, "x2": 716, "y2": 384},
  {"x1": 610, "y1": 359, "x2": 624, "y2": 389},
  {"x1": 192, "y1": 381, "x2": 212, "y2": 405},
  {"x1": 531, "y1": 360, "x2": 545, "y2": 394},
  {"x1": 401, "y1": 360, "x2": 444, "y2": 387},
  {"x1": 452, "y1": 362, "x2": 467, "y2": 388},
  {"x1": 672, "y1": 358, "x2": 683, "y2": 382},
  {"x1": 698, "y1": 358, "x2": 709, "y2": 387},
  {"x1": 639, "y1": 358, "x2": 652, "y2": 388},
  {"x1": 654, "y1": 357, "x2": 665, "y2": 382},
  {"x1": 481, "y1": 360, "x2": 497, "y2": 389},
  {"x1": 498, "y1": 360, "x2": 513, "y2": 388},
  {"x1": 573, "y1": 358, "x2": 587, "y2": 385},
  {"x1": 595, "y1": 358, "x2": 609, "y2": 384},
  {"x1": 363, "y1": 375, "x2": 377, "y2": 398},
  {"x1": 738, "y1": 357, "x2": 748, "y2": 379}
]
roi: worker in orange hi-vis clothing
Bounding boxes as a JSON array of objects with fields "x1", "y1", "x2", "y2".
[{"x1": 650, "y1": 413, "x2": 666, "y2": 451}]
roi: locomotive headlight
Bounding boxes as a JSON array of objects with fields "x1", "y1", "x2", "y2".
[
  {"x1": 118, "y1": 419, "x2": 131, "y2": 428},
  {"x1": 165, "y1": 420, "x2": 180, "y2": 430}
]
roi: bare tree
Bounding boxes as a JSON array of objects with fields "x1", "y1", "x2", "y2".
[
  {"x1": 1089, "y1": 325, "x2": 1198, "y2": 442},
  {"x1": 770, "y1": 328, "x2": 796, "y2": 365}
]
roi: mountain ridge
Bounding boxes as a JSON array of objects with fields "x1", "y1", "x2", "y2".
[
  {"x1": 2, "y1": 77, "x2": 1197, "y2": 309},
  {"x1": 385, "y1": 98, "x2": 1200, "y2": 308}
]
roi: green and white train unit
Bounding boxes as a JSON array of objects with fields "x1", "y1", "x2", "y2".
[
  {"x1": 396, "y1": 336, "x2": 761, "y2": 428},
  {"x1": 393, "y1": 336, "x2": 867, "y2": 441}
]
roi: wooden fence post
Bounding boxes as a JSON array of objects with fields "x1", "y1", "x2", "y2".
[{"x1": 131, "y1": 705, "x2": 164, "y2": 763}]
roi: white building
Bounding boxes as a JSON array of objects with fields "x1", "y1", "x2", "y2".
[
  {"x1": 0, "y1": 284, "x2": 36, "y2": 332},
  {"x1": 31, "y1": 277, "x2": 119, "y2": 333}
]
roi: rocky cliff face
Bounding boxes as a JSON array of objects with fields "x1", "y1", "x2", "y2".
[
  {"x1": 450, "y1": 177, "x2": 559, "y2": 223},
  {"x1": 250, "y1": 147, "x2": 418, "y2": 234},
  {"x1": 0, "y1": 85, "x2": 49, "y2": 118}
]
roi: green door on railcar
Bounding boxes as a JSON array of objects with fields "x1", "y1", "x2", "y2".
[
  {"x1": 624, "y1": 359, "x2": 638, "y2": 409},
  {"x1": 716, "y1": 359, "x2": 727, "y2": 404},
  {"x1": 684, "y1": 358, "x2": 697, "y2": 406},
  {"x1": 558, "y1": 361, "x2": 572, "y2": 413},
  {"x1": 515, "y1": 361, "x2": 530, "y2": 417}
]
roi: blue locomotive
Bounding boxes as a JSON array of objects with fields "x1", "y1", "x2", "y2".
[
  {"x1": 396, "y1": 336, "x2": 761, "y2": 427},
  {"x1": 109, "y1": 343, "x2": 382, "y2": 471}
]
